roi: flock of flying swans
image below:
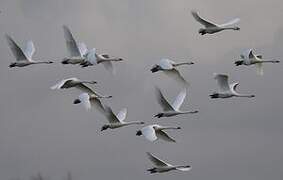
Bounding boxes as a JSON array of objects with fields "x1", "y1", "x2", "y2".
[{"x1": 6, "y1": 10, "x2": 280, "y2": 174}]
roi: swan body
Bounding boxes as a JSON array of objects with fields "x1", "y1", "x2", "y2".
[
  {"x1": 191, "y1": 11, "x2": 240, "y2": 35},
  {"x1": 80, "y1": 48, "x2": 123, "y2": 74},
  {"x1": 5, "y1": 34, "x2": 53, "y2": 67},
  {"x1": 235, "y1": 49, "x2": 280, "y2": 75},
  {"x1": 61, "y1": 25, "x2": 88, "y2": 65},
  {"x1": 136, "y1": 124, "x2": 181, "y2": 142},
  {"x1": 101, "y1": 106, "x2": 144, "y2": 131},
  {"x1": 151, "y1": 59, "x2": 193, "y2": 85},
  {"x1": 146, "y1": 152, "x2": 191, "y2": 174},
  {"x1": 210, "y1": 73, "x2": 255, "y2": 99},
  {"x1": 154, "y1": 87, "x2": 198, "y2": 118}
]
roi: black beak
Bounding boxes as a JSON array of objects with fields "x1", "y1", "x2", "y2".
[
  {"x1": 73, "y1": 99, "x2": 81, "y2": 104},
  {"x1": 136, "y1": 130, "x2": 142, "y2": 136}
]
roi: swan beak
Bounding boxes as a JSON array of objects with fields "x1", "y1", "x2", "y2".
[
  {"x1": 177, "y1": 127, "x2": 181, "y2": 129},
  {"x1": 73, "y1": 99, "x2": 81, "y2": 104},
  {"x1": 136, "y1": 130, "x2": 142, "y2": 136},
  {"x1": 49, "y1": 61, "x2": 54, "y2": 64}
]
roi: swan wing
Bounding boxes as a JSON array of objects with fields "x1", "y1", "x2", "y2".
[
  {"x1": 214, "y1": 73, "x2": 230, "y2": 92},
  {"x1": 103, "y1": 106, "x2": 121, "y2": 123},
  {"x1": 191, "y1": 11, "x2": 217, "y2": 27},
  {"x1": 50, "y1": 77, "x2": 78, "y2": 90},
  {"x1": 5, "y1": 34, "x2": 28, "y2": 61},
  {"x1": 142, "y1": 126, "x2": 158, "y2": 142},
  {"x1": 63, "y1": 25, "x2": 81, "y2": 57},
  {"x1": 90, "y1": 97, "x2": 105, "y2": 114},
  {"x1": 102, "y1": 61, "x2": 116, "y2": 75},
  {"x1": 85, "y1": 48, "x2": 98, "y2": 64},
  {"x1": 78, "y1": 93, "x2": 92, "y2": 110},
  {"x1": 256, "y1": 63, "x2": 264, "y2": 76},
  {"x1": 116, "y1": 108, "x2": 127, "y2": 122},
  {"x1": 75, "y1": 83, "x2": 96, "y2": 95},
  {"x1": 218, "y1": 18, "x2": 240, "y2": 27},
  {"x1": 146, "y1": 152, "x2": 171, "y2": 167},
  {"x1": 78, "y1": 42, "x2": 88, "y2": 56},
  {"x1": 24, "y1": 41, "x2": 35, "y2": 59},
  {"x1": 163, "y1": 69, "x2": 189, "y2": 86},
  {"x1": 156, "y1": 130, "x2": 176, "y2": 142},
  {"x1": 172, "y1": 88, "x2": 186, "y2": 111},
  {"x1": 229, "y1": 82, "x2": 240, "y2": 95},
  {"x1": 155, "y1": 87, "x2": 174, "y2": 111}
]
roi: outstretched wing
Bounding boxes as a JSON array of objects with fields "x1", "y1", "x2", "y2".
[
  {"x1": 256, "y1": 63, "x2": 264, "y2": 76},
  {"x1": 78, "y1": 93, "x2": 91, "y2": 110},
  {"x1": 63, "y1": 25, "x2": 81, "y2": 57},
  {"x1": 229, "y1": 82, "x2": 240, "y2": 95},
  {"x1": 85, "y1": 48, "x2": 98, "y2": 64},
  {"x1": 142, "y1": 126, "x2": 157, "y2": 142},
  {"x1": 50, "y1": 77, "x2": 77, "y2": 90},
  {"x1": 214, "y1": 73, "x2": 230, "y2": 92},
  {"x1": 163, "y1": 69, "x2": 189, "y2": 86},
  {"x1": 5, "y1": 34, "x2": 28, "y2": 61},
  {"x1": 90, "y1": 98, "x2": 105, "y2": 114},
  {"x1": 116, "y1": 108, "x2": 127, "y2": 122},
  {"x1": 155, "y1": 87, "x2": 174, "y2": 111},
  {"x1": 191, "y1": 11, "x2": 217, "y2": 28},
  {"x1": 156, "y1": 130, "x2": 176, "y2": 143},
  {"x1": 218, "y1": 18, "x2": 240, "y2": 27},
  {"x1": 146, "y1": 152, "x2": 171, "y2": 167},
  {"x1": 172, "y1": 88, "x2": 186, "y2": 111},
  {"x1": 102, "y1": 61, "x2": 116, "y2": 75},
  {"x1": 78, "y1": 42, "x2": 88, "y2": 56},
  {"x1": 24, "y1": 41, "x2": 35, "y2": 59},
  {"x1": 159, "y1": 59, "x2": 173, "y2": 70},
  {"x1": 75, "y1": 83, "x2": 96, "y2": 95},
  {"x1": 103, "y1": 106, "x2": 121, "y2": 123}
]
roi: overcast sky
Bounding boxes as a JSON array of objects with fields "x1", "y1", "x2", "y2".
[{"x1": 0, "y1": 0, "x2": 283, "y2": 180}]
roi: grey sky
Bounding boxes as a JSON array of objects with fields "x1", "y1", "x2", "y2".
[{"x1": 0, "y1": 0, "x2": 283, "y2": 179}]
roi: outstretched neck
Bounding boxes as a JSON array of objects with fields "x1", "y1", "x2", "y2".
[
  {"x1": 126, "y1": 121, "x2": 144, "y2": 125},
  {"x1": 181, "y1": 110, "x2": 199, "y2": 114},
  {"x1": 81, "y1": 81, "x2": 97, "y2": 84},
  {"x1": 174, "y1": 62, "x2": 194, "y2": 67},
  {"x1": 160, "y1": 126, "x2": 181, "y2": 130},
  {"x1": 34, "y1": 61, "x2": 53, "y2": 64},
  {"x1": 236, "y1": 94, "x2": 255, "y2": 98},
  {"x1": 260, "y1": 60, "x2": 280, "y2": 63},
  {"x1": 223, "y1": 27, "x2": 240, "y2": 31}
]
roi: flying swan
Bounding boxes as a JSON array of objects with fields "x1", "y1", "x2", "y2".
[
  {"x1": 5, "y1": 34, "x2": 53, "y2": 67},
  {"x1": 235, "y1": 49, "x2": 280, "y2": 75},
  {"x1": 136, "y1": 124, "x2": 181, "y2": 143},
  {"x1": 191, "y1": 11, "x2": 240, "y2": 35},
  {"x1": 146, "y1": 152, "x2": 191, "y2": 174},
  {"x1": 154, "y1": 87, "x2": 198, "y2": 118},
  {"x1": 210, "y1": 73, "x2": 255, "y2": 98}
]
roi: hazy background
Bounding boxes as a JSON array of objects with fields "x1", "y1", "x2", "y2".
[{"x1": 0, "y1": 0, "x2": 283, "y2": 179}]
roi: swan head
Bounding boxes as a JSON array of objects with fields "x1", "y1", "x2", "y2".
[
  {"x1": 136, "y1": 130, "x2": 142, "y2": 136},
  {"x1": 233, "y1": 27, "x2": 240, "y2": 30},
  {"x1": 150, "y1": 65, "x2": 160, "y2": 73},
  {"x1": 117, "y1": 58, "x2": 123, "y2": 61},
  {"x1": 234, "y1": 60, "x2": 244, "y2": 66},
  {"x1": 61, "y1": 58, "x2": 69, "y2": 64},
  {"x1": 154, "y1": 113, "x2": 163, "y2": 118},
  {"x1": 101, "y1": 125, "x2": 110, "y2": 131},
  {"x1": 9, "y1": 63, "x2": 16, "y2": 68},
  {"x1": 47, "y1": 61, "x2": 54, "y2": 64},
  {"x1": 198, "y1": 28, "x2": 206, "y2": 35},
  {"x1": 73, "y1": 99, "x2": 81, "y2": 104}
]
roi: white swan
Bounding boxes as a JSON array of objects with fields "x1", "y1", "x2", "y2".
[
  {"x1": 61, "y1": 25, "x2": 88, "y2": 65},
  {"x1": 100, "y1": 106, "x2": 144, "y2": 131},
  {"x1": 154, "y1": 87, "x2": 198, "y2": 118},
  {"x1": 73, "y1": 93, "x2": 106, "y2": 112},
  {"x1": 5, "y1": 34, "x2": 53, "y2": 67},
  {"x1": 146, "y1": 152, "x2": 191, "y2": 174},
  {"x1": 80, "y1": 48, "x2": 123, "y2": 74},
  {"x1": 151, "y1": 58, "x2": 193, "y2": 85},
  {"x1": 51, "y1": 77, "x2": 97, "y2": 90},
  {"x1": 191, "y1": 11, "x2": 240, "y2": 35},
  {"x1": 136, "y1": 124, "x2": 181, "y2": 142},
  {"x1": 235, "y1": 49, "x2": 280, "y2": 75},
  {"x1": 210, "y1": 73, "x2": 255, "y2": 98}
]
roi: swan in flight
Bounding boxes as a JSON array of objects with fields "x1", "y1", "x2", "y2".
[
  {"x1": 51, "y1": 77, "x2": 97, "y2": 90},
  {"x1": 100, "y1": 106, "x2": 144, "y2": 131},
  {"x1": 61, "y1": 25, "x2": 88, "y2": 65},
  {"x1": 151, "y1": 58, "x2": 194, "y2": 86},
  {"x1": 154, "y1": 87, "x2": 198, "y2": 118},
  {"x1": 5, "y1": 34, "x2": 53, "y2": 67},
  {"x1": 136, "y1": 124, "x2": 181, "y2": 143},
  {"x1": 191, "y1": 11, "x2": 240, "y2": 35},
  {"x1": 235, "y1": 49, "x2": 280, "y2": 75},
  {"x1": 210, "y1": 73, "x2": 255, "y2": 98},
  {"x1": 80, "y1": 48, "x2": 123, "y2": 74},
  {"x1": 146, "y1": 152, "x2": 191, "y2": 174}
]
